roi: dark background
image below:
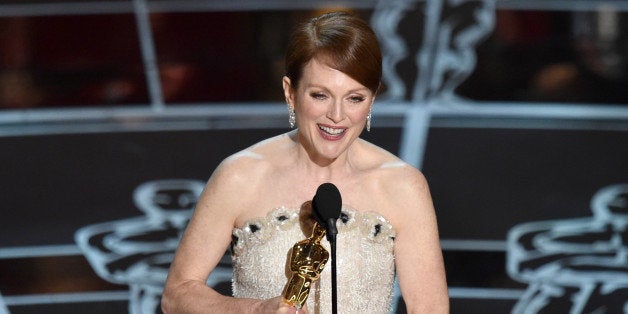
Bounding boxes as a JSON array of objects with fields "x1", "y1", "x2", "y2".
[
  {"x1": 2, "y1": 125, "x2": 626, "y2": 312},
  {"x1": 1, "y1": 1, "x2": 627, "y2": 313}
]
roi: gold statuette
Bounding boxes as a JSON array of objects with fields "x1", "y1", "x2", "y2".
[{"x1": 282, "y1": 222, "x2": 329, "y2": 308}]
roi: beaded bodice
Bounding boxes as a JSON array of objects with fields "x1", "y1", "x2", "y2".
[{"x1": 231, "y1": 206, "x2": 396, "y2": 314}]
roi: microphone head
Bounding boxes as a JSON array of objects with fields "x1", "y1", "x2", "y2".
[{"x1": 312, "y1": 183, "x2": 342, "y2": 228}]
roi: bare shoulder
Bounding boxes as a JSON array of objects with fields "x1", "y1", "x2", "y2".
[
  {"x1": 355, "y1": 140, "x2": 433, "y2": 228},
  {"x1": 198, "y1": 133, "x2": 291, "y2": 218},
  {"x1": 374, "y1": 158, "x2": 430, "y2": 205},
  {"x1": 211, "y1": 133, "x2": 289, "y2": 193},
  {"x1": 357, "y1": 139, "x2": 427, "y2": 191}
]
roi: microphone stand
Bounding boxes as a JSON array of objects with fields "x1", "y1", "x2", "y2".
[
  {"x1": 312, "y1": 182, "x2": 342, "y2": 314},
  {"x1": 330, "y1": 236, "x2": 337, "y2": 314},
  {"x1": 326, "y1": 218, "x2": 338, "y2": 314}
]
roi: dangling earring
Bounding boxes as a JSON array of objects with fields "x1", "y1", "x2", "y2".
[
  {"x1": 288, "y1": 106, "x2": 296, "y2": 128},
  {"x1": 366, "y1": 110, "x2": 372, "y2": 132}
]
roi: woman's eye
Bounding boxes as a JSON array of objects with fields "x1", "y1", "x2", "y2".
[
  {"x1": 310, "y1": 93, "x2": 327, "y2": 100},
  {"x1": 348, "y1": 96, "x2": 366, "y2": 103}
]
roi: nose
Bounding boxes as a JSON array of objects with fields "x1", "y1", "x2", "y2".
[{"x1": 327, "y1": 99, "x2": 344, "y2": 123}]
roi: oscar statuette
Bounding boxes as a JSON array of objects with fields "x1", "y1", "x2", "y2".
[{"x1": 282, "y1": 220, "x2": 329, "y2": 309}]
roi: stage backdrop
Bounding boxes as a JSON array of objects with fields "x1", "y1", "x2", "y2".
[{"x1": 1, "y1": 1, "x2": 627, "y2": 313}]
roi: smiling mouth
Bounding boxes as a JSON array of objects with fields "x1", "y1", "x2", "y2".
[{"x1": 319, "y1": 125, "x2": 345, "y2": 136}]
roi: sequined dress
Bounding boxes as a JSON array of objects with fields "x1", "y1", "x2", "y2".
[{"x1": 231, "y1": 206, "x2": 396, "y2": 314}]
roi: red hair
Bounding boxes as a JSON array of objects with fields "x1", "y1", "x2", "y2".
[{"x1": 285, "y1": 11, "x2": 382, "y2": 94}]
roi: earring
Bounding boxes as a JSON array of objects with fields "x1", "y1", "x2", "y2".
[
  {"x1": 366, "y1": 110, "x2": 372, "y2": 132},
  {"x1": 288, "y1": 106, "x2": 296, "y2": 128}
]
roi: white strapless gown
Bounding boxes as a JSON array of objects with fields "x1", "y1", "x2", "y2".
[{"x1": 231, "y1": 206, "x2": 396, "y2": 314}]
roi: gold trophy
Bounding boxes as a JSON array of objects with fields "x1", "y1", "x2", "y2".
[{"x1": 282, "y1": 220, "x2": 329, "y2": 309}]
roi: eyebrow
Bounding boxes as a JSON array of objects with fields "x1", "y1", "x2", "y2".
[{"x1": 304, "y1": 84, "x2": 371, "y2": 94}]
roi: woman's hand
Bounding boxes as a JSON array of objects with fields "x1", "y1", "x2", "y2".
[{"x1": 257, "y1": 296, "x2": 308, "y2": 314}]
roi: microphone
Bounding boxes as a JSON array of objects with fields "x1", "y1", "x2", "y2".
[
  {"x1": 312, "y1": 183, "x2": 342, "y2": 242},
  {"x1": 311, "y1": 182, "x2": 341, "y2": 314}
]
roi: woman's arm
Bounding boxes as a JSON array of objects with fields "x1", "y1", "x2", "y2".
[
  {"x1": 161, "y1": 158, "x2": 252, "y2": 312},
  {"x1": 387, "y1": 167, "x2": 449, "y2": 313},
  {"x1": 161, "y1": 157, "x2": 299, "y2": 313}
]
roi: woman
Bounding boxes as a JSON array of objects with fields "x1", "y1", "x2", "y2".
[{"x1": 162, "y1": 11, "x2": 448, "y2": 313}]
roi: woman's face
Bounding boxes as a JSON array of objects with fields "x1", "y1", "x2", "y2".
[{"x1": 283, "y1": 58, "x2": 374, "y2": 162}]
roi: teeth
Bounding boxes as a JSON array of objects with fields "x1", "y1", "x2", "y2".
[{"x1": 319, "y1": 125, "x2": 345, "y2": 135}]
